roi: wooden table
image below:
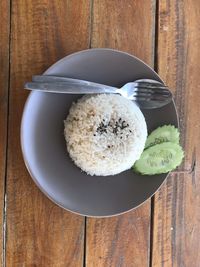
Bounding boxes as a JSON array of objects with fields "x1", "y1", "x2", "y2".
[{"x1": 1, "y1": 0, "x2": 200, "y2": 266}]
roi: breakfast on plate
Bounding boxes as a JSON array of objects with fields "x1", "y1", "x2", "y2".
[
  {"x1": 21, "y1": 49, "x2": 185, "y2": 217},
  {"x1": 64, "y1": 94, "x2": 147, "y2": 176},
  {"x1": 64, "y1": 94, "x2": 184, "y2": 176}
]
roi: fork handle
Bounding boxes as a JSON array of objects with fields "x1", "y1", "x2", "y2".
[
  {"x1": 25, "y1": 81, "x2": 118, "y2": 94},
  {"x1": 25, "y1": 75, "x2": 118, "y2": 94}
]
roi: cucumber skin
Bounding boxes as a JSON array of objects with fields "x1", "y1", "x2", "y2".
[
  {"x1": 145, "y1": 125, "x2": 180, "y2": 149},
  {"x1": 133, "y1": 142, "x2": 184, "y2": 175}
]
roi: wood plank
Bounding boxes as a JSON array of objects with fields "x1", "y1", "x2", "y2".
[
  {"x1": 91, "y1": 0, "x2": 155, "y2": 64},
  {"x1": 0, "y1": 0, "x2": 10, "y2": 264},
  {"x1": 152, "y1": 1, "x2": 200, "y2": 266},
  {"x1": 6, "y1": 1, "x2": 90, "y2": 266},
  {"x1": 86, "y1": 1, "x2": 156, "y2": 266}
]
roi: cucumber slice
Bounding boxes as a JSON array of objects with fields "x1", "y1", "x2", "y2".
[
  {"x1": 134, "y1": 142, "x2": 184, "y2": 175},
  {"x1": 145, "y1": 125, "x2": 180, "y2": 149}
]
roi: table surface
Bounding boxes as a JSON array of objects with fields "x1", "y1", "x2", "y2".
[{"x1": 0, "y1": 0, "x2": 200, "y2": 266}]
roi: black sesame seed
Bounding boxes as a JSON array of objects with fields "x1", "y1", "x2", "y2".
[{"x1": 129, "y1": 130, "x2": 132, "y2": 133}]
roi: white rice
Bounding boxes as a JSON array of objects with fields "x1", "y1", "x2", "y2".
[{"x1": 64, "y1": 94, "x2": 147, "y2": 176}]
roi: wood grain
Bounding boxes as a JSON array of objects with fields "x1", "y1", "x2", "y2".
[
  {"x1": 0, "y1": 0, "x2": 10, "y2": 264},
  {"x1": 87, "y1": 208, "x2": 151, "y2": 267},
  {"x1": 152, "y1": 1, "x2": 200, "y2": 266},
  {"x1": 86, "y1": 1, "x2": 156, "y2": 266},
  {"x1": 6, "y1": 1, "x2": 90, "y2": 266},
  {"x1": 91, "y1": 0, "x2": 155, "y2": 64}
]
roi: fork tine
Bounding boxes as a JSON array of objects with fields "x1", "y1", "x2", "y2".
[
  {"x1": 130, "y1": 79, "x2": 172, "y2": 108},
  {"x1": 130, "y1": 90, "x2": 172, "y2": 101},
  {"x1": 133, "y1": 95, "x2": 171, "y2": 101},
  {"x1": 149, "y1": 95, "x2": 172, "y2": 101},
  {"x1": 133, "y1": 93, "x2": 171, "y2": 98},
  {"x1": 135, "y1": 82, "x2": 167, "y2": 88},
  {"x1": 134, "y1": 89, "x2": 171, "y2": 95},
  {"x1": 132, "y1": 94, "x2": 172, "y2": 100},
  {"x1": 134, "y1": 87, "x2": 172, "y2": 95},
  {"x1": 136, "y1": 85, "x2": 169, "y2": 91}
]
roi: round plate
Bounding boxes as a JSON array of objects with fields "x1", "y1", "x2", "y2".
[{"x1": 21, "y1": 49, "x2": 178, "y2": 217}]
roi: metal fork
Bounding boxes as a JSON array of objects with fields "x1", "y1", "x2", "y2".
[{"x1": 25, "y1": 75, "x2": 172, "y2": 109}]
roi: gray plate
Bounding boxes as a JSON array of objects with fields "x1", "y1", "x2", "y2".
[{"x1": 21, "y1": 48, "x2": 178, "y2": 217}]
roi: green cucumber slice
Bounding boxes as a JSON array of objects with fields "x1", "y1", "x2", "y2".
[
  {"x1": 134, "y1": 142, "x2": 184, "y2": 175},
  {"x1": 145, "y1": 125, "x2": 180, "y2": 149}
]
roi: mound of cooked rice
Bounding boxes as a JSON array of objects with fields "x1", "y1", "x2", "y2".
[{"x1": 64, "y1": 94, "x2": 147, "y2": 176}]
